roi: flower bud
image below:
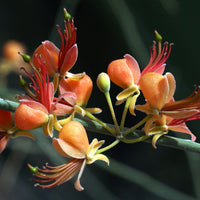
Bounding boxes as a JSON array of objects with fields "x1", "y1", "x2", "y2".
[
  {"x1": 18, "y1": 52, "x2": 31, "y2": 63},
  {"x1": 97, "y1": 72, "x2": 110, "y2": 93},
  {"x1": 63, "y1": 8, "x2": 71, "y2": 21},
  {"x1": 154, "y1": 30, "x2": 162, "y2": 42},
  {"x1": 27, "y1": 163, "x2": 38, "y2": 174},
  {"x1": 19, "y1": 75, "x2": 27, "y2": 87}
]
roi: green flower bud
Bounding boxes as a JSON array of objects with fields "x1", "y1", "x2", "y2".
[
  {"x1": 63, "y1": 8, "x2": 71, "y2": 21},
  {"x1": 27, "y1": 163, "x2": 38, "y2": 174},
  {"x1": 154, "y1": 30, "x2": 162, "y2": 41},
  {"x1": 19, "y1": 75, "x2": 27, "y2": 87},
  {"x1": 97, "y1": 72, "x2": 110, "y2": 93},
  {"x1": 18, "y1": 52, "x2": 31, "y2": 63}
]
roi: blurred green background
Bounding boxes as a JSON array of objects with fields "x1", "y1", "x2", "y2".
[{"x1": 0, "y1": 0, "x2": 200, "y2": 200}]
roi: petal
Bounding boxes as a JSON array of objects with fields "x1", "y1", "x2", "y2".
[
  {"x1": 129, "y1": 93, "x2": 140, "y2": 115},
  {"x1": 161, "y1": 109, "x2": 199, "y2": 119},
  {"x1": 154, "y1": 63, "x2": 166, "y2": 74},
  {"x1": 165, "y1": 72, "x2": 176, "y2": 103},
  {"x1": 53, "y1": 138, "x2": 86, "y2": 159},
  {"x1": 116, "y1": 85, "x2": 139, "y2": 101},
  {"x1": 59, "y1": 75, "x2": 93, "y2": 107},
  {"x1": 152, "y1": 132, "x2": 166, "y2": 149},
  {"x1": 85, "y1": 107, "x2": 102, "y2": 114},
  {"x1": 11, "y1": 131, "x2": 35, "y2": 140},
  {"x1": 53, "y1": 103, "x2": 74, "y2": 115},
  {"x1": 139, "y1": 72, "x2": 169, "y2": 110},
  {"x1": 32, "y1": 41, "x2": 59, "y2": 76},
  {"x1": 143, "y1": 115, "x2": 161, "y2": 135},
  {"x1": 86, "y1": 154, "x2": 109, "y2": 165},
  {"x1": 107, "y1": 58, "x2": 134, "y2": 88},
  {"x1": 74, "y1": 159, "x2": 86, "y2": 191},
  {"x1": 135, "y1": 103, "x2": 157, "y2": 115},
  {"x1": 14, "y1": 101, "x2": 49, "y2": 130},
  {"x1": 124, "y1": 54, "x2": 141, "y2": 85},
  {"x1": 60, "y1": 44, "x2": 78, "y2": 75},
  {"x1": 0, "y1": 135, "x2": 9, "y2": 153},
  {"x1": 57, "y1": 121, "x2": 89, "y2": 155},
  {"x1": 0, "y1": 109, "x2": 13, "y2": 130},
  {"x1": 168, "y1": 124, "x2": 196, "y2": 141}
]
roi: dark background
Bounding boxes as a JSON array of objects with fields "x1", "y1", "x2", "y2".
[{"x1": 0, "y1": 0, "x2": 200, "y2": 200}]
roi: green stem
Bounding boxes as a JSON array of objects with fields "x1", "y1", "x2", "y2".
[
  {"x1": 120, "y1": 96, "x2": 132, "y2": 131},
  {"x1": 2, "y1": 98, "x2": 200, "y2": 154},
  {"x1": 123, "y1": 115, "x2": 152, "y2": 136},
  {"x1": 104, "y1": 91, "x2": 120, "y2": 134},
  {"x1": 85, "y1": 110, "x2": 115, "y2": 136},
  {"x1": 96, "y1": 139, "x2": 120, "y2": 154},
  {"x1": 120, "y1": 135, "x2": 151, "y2": 144}
]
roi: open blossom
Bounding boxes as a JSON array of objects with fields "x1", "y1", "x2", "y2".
[
  {"x1": 32, "y1": 9, "x2": 77, "y2": 78},
  {"x1": 136, "y1": 72, "x2": 200, "y2": 138},
  {"x1": 28, "y1": 121, "x2": 109, "y2": 191},
  {"x1": 14, "y1": 56, "x2": 76, "y2": 137},
  {"x1": 107, "y1": 33, "x2": 172, "y2": 114}
]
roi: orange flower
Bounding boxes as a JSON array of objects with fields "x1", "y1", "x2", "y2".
[
  {"x1": 14, "y1": 57, "x2": 76, "y2": 137},
  {"x1": 32, "y1": 9, "x2": 77, "y2": 78},
  {"x1": 59, "y1": 74, "x2": 101, "y2": 116},
  {"x1": 107, "y1": 39, "x2": 172, "y2": 99},
  {"x1": 28, "y1": 121, "x2": 109, "y2": 191},
  {"x1": 136, "y1": 72, "x2": 200, "y2": 136},
  {"x1": 107, "y1": 38, "x2": 172, "y2": 114}
]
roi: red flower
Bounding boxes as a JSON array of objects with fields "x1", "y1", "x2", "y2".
[
  {"x1": 32, "y1": 9, "x2": 77, "y2": 78},
  {"x1": 14, "y1": 57, "x2": 76, "y2": 137}
]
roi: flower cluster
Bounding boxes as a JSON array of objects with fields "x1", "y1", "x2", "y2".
[{"x1": 1, "y1": 8, "x2": 200, "y2": 192}]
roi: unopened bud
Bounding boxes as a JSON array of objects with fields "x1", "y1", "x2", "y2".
[
  {"x1": 27, "y1": 163, "x2": 38, "y2": 174},
  {"x1": 18, "y1": 52, "x2": 31, "y2": 63},
  {"x1": 154, "y1": 30, "x2": 162, "y2": 42},
  {"x1": 19, "y1": 75, "x2": 27, "y2": 87},
  {"x1": 63, "y1": 8, "x2": 71, "y2": 21},
  {"x1": 97, "y1": 72, "x2": 110, "y2": 93}
]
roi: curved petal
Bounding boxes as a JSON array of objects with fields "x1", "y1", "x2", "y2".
[
  {"x1": 59, "y1": 75, "x2": 93, "y2": 107},
  {"x1": 168, "y1": 124, "x2": 196, "y2": 141},
  {"x1": 53, "y1": 138, "x2": 86, "y2": 159},
  {"x1": 14, "y1": 101, "x2": 49, "y2": 130},
  {"x1": 60, "y1": 44, "x2": 78, "y2": 75},
  {"x1": 74, "y1": 159, "x2": 86, "y2": 191},
  {"x1": 129, "y1": 93, "x2": 140, "y2": 115},
  {"x1": 165, "y1": 72, "x2": 176, "y2": 103},
  {"x1": 124, "y1": 54, "x2": 141, "y2": 85},
  {"x1": 32, "y1": 41, "x2": 59, "y2": 76},
  {"x1": 57, "y1": 121, "x2": 89, "y2": 155},
  {"x1": 116, "y1": 85, "x2": 138, "y2": 101},
  {"x1": 154, "y1": 63, "x2": 166, "y2": 74},
  {"x1": 86, "y1": 154, "x2": 109, "y2": 165},
  {"x1": 107, "y1": 58, "x2": 134, "y2": 89},
  {"x1": 53, "y1": 103, "x2": 74, "y2": 115},
  {"x1": 139, "y1": 72, "x2": 169, "y2": 110}
]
